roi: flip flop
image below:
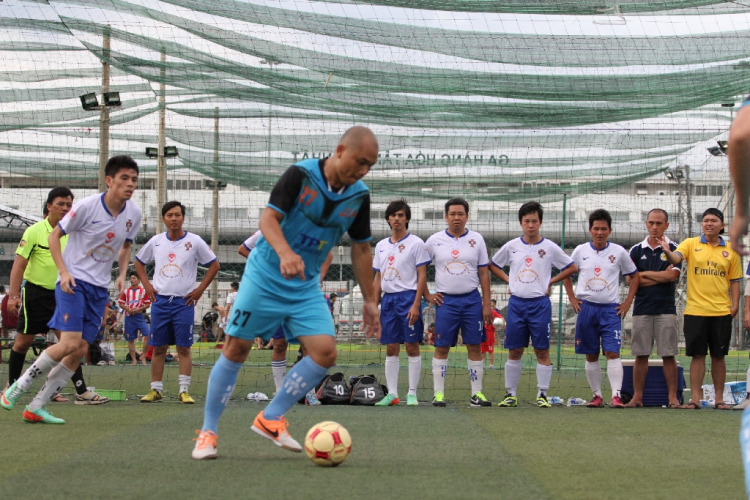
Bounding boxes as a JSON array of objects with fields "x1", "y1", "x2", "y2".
[
  {"x1": 714, "y1": 402, "x2": 732, "y2": 410},
  {"x1": 624, "y1": 401, "x2": 643, "y2": 408},
  {"x1": 678, "y1": 401, "x2": 701, "y2": 409},
  {"x1": 51, "y1": 393, "x2": 70, "y2": 403},
  {"x1": 667, "y1": 402, "x2": 681, "y2": 409}
]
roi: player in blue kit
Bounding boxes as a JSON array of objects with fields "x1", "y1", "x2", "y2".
[{"x1": 193, "y1": 126, "x2": 381, "y2": 460}]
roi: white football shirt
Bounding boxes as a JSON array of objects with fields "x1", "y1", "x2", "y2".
[
  {"x1": 425, "y1": 229, "x2": 489, "y2": 295},
  {"x1": 136, "y1": 231, "x2": 217, "y2": 296},
  {"x1": 373, "y1": 233, "x2": 431, "y2": 294},
  {"x1": 242, "y1": 230, "x2": 262, "y2": 252},
  {"x1": 492, "y1": 237, "x2": 574, "y2": 298},
  {"x1": 58, "y1": 193, "x2": 142, "y2": 288},
  {"x1": 571, "y1": 242, "x2": 638, "y2": 304}
]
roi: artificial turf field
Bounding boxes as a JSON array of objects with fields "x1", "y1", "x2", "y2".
[{"x1": 0, "y1": 343, "x2": 746, "y2": 499}]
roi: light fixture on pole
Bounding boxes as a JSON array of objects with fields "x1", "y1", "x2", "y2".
[
  {"x1": 664, "y1": 169, "x2": 674, "y2": 180},
  {"x1": 717, "y1": 140, "x2": 728, "y2": 154},
  {"x1": 79, "y1": 92, "x2": 122, "y2": 111},
  {"x1": 146, "y1": 146, "x2": 179, "y2": 158},
  {"x1": 674, "y1": 167, "x2": 685, "y2": 179}
]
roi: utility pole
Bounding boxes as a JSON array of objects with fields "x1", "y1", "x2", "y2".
[
  {"x1": 98, "y1": 27, "x2": 111, "y2": 192},
  {"x1": 156, "y1": 49, "x2": 167, "y2": 233},
  {"x1": 210, "y1": 107, "x2": 220, "y2": 302}
]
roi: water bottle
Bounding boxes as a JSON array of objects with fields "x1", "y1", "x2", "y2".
[
  {"x1": 700, "y1": 399, "x2": 713, "y2": 408},
  {"x1": 549, "y1": 396, "x2": 564, "y2": 405},
  {"x1": 567, "y1": 398, "x2": 587, "y2": 406}
]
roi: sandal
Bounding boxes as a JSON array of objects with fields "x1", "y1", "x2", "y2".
[
  {"x1": 51, "y1": 393, "x2": 70, "y2": 403},
  {"x1": 667, "y1": 402, "x2": 681, "y2": 409},
  {"x1": 678, "y1": 401, "x2": 701, "y2": 409},
  {"x1": 714, "y1": 402, "x2": 732, "y2": 410}
]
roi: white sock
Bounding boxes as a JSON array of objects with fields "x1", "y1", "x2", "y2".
[
  {"x1": 432, "y1": 357, "x2": 448, "y2": 395},
  {"x1": 151, "y1": 381, "x2": 164, "y2": 392},
  {"x1": 384, "y1": 356, "x2": 400, "y2": 397},
  {"x1": 504, "y1": 359, "x2": 522, "y2": 397},
  {"x1": 407, "y1": 355, "x2": 421, "y2": 396},
  {"x1": 585, "y1": 361, "x2": 602, "y2": 397},
  {"x1": 17, "y1": 351, "x2": 58, "y2": 392},
  {"x1": 29, "y1": 363, "x2": 73, "y2": 410},
  {"x1": 271, "y1": 360, "x2": 286, "y2": 393},
  {"x1": 607, "y1": 358, "x2": 623, "y2": 398},
  {"x1": 179, "y1": 375, "x2": 191, "y2": 394},
  {"x1": 537, "y1": 363, "x2": 553, "y2": 397},
  {"x1": 468, "y1": 360, "x2": 483, "y2": 395}
]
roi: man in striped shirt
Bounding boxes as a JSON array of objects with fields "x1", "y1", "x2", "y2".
[{"x1": 118, "y1": 273, "x2": 151, "y2": 366}]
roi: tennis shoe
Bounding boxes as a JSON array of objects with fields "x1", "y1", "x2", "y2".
[
  {"x1": 406, "y1": 394, "x2": 418, "y2": 406},
  {"x1": 587, "y1": 395, "x2": 605, "y2": 408},
  {"x1": 141, "y1": 389, "x2": 163, "y2": 403},
  {"x1": 179, "y1": 391, "x2": 195, "y2": 404},
  {"x1": 192, "y1": 430, "x2": 218, "y2": 460},
  {"x1": 536, "y1": 394, "x2": 552, "y2": 408},
  {"x1": 251, "y1": 412, "x2": 302, "y2": 452},
  {"x1": 470, "y1": 392, "x2": 491, "y2": 407},
  {"x1": 432, "y1": 391, "x2": 446, "y2": 407},
  {"x1": 306, "y1": 390, "x2": 321, "y2": 406},
  {"x1": 23, "y1": 405, "x2": 65, "y2": 424},
  {"x1": 1, "y1": 381, "x2": 25, "y2": 410},
  {"x1": 498, "y1": 393, "x2": 518, "y2": 407},
  {"x1": 75, "y1": 390, "x2": 110, "y2": 405},
  {"x1": 610, "y1": 395, "x2": 625, "y2": 408},
  {"x1": 734, "y1": 398, "x2": 750, "y2": 410},
  {"x1": 375, "y1": 394, "x2": 400, "y2": 406}
]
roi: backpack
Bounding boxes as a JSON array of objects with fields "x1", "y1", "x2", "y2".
[
  {"x1": 349, "y1": 374, "x2": 387, "y2": 405},
  {"x1": 316, "y1": 372, "x2": 351, "y2": 405}
]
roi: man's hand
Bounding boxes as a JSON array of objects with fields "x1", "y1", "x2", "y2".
[
  {"x1": 7, "y1": 297, "x2": 20, "y2": 316},
  {"x1": 184, "y1": 288, "x2": 204, "y2": 306},
  {"x1": 115, "y1": 275, "x2": 126, "y2": 295},
  {"x1": 59, "y1": 270, "x2": 77, "y2": 295},
  {"x1": 143, "y1": 283, "x2": 157, "y2": 303},
  {"x1": 279, "y1": 250, "x2": 305, "y2": 280},
  {"x1": 569, "y1": 296, "x2": 581, "y2": 314},
  {"x1": 730, "y1": 215, "x2": 750, "y2": 256},
  {"x1": 361, "y1": 301, "x2": 381, "y2": 339},
  {"x1": 616, "y1": 298, "x2": 633, "y2": 319},
  {"x1": 482, "y1": 302, "x2": 492, "y2": 325},
  {"x1": 425, "y1": 291, "x2": 444, "y2": 307},
  {"x1": 744, "y1": 310, "x2": 750, "y2": 330},
  {"x1": 731, "y1": 304, "x2": 740, "y2": 319},
  {"x1": 407, "y1": 303, "x2": 420, "y2": 326}
]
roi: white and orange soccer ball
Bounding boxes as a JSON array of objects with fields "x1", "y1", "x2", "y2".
[{"x1": 304, "y1": 421, "x2": 352, "y2": 467}]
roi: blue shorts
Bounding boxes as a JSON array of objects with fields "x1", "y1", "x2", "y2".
[
  {"x1": 434, "y1": 290, "x2": 485, "y2": 347},
  {"x1": 575, "y1": 301, "x2": 622, "y2": 355},
  {"x1": 380, "y1": 290, "x2": 424, "y2": 345},
  {"x1": 48, "y1": 280, "x2": 109, "y2": 344},
  {"x1": 124, "y1": 314, "x2": 150, "y2": 341},
  {"x1": 226, "y1": 275, "x2": 333, "y2": 343},
  {"x1": 150, "y1": 295, "x2": 194, "y2": 348},
  {"x1": 504, "y1": 296, "x2": 552, "y2": 350},
  {"x1": 272, "y1": 325, "x2": 286, "y2": 340}
]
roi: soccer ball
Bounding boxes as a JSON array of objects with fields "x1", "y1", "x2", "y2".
[
  {"x1": 304, "y1": 421, "x2": 352, "y2": 467},
  {"x1": 493, "y1": 317, "x2": 505, "y2": 328}
]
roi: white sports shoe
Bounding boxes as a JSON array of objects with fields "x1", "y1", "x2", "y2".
[
  {"x1": 192, "y1": 430, "x2": 218, "y2": 460},
  {"x1": 251, "y1": 412, "x2": 302, "y2": 452},
  {"x1": 733, "y1": 397, "x2": 750, "y2": 410}
]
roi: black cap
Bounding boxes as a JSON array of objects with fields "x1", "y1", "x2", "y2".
[{"x1": 701, "y1": 208, "x2": 725, "y2": 234}]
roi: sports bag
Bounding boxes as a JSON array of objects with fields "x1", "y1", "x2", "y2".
[
  {"x1": 316, "y1": 372, "x2": 351, "y2": 405},
  {"x1": 349, "y1": 374, "x2": 387, "y2": 405}
]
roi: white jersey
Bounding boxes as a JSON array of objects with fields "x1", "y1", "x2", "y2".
[
  {"x1": 571, "y1": 242, "x2": 637, "y2": 304},
  {"x1": 58, "y1": 193, "x2": 141, "y2": 288},
  {"x1": 373, "y1": 233, "x2": 431, "y2": 294},
  {"x1": 135, "y1": 231, "x2": 216, "y2": 296},
  {"x1": 226, "y1": 291, "x2": 237, "y2": 307},
  {"x1": 242, "y1": 230, "x2": 262, "y2": 252},
  {"x1": 492, "y1": 237, "x2": 574, "y2": 298},
  {"x1": 425, "y1": 229, "x2": 489, "y2": 295}
]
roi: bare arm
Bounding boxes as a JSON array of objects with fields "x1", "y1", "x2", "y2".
[
  {"x1": 7, "y1": 254, "x2": 29, "y2": 313},
  {"x1": 744, "y1": 291, "x2": 750, "y2": 330},
  {"x1": 616, "y1": 272, "x2": 640, "y2": 318},
  {"x1": 351, "y1": 241, "x2": 380, "y2": 339},
  {"x1": 635, "y1": 269, "x2": 680, "y2": 287},
  {"x1": 373, "y1": 271, "x2": 382, "y2": 304},
  {"x1": 134, "y1": 259, "x2": 156, "y2": 303},
  {"x1": 549, "y1": 263, "x2": 578, "y2": 286},
  {"x1": 659, "y1": 238, "x2": 683, "y2": 265},
  {"x1": 730, "y1": 280, "x2": 741, "y2": 318},
  {"x1": 259, "y1": 207, "x2": 304, "y2": 280},
  {"x1": 407, "y1": 265, "x2": 427, "y2": 326},
  {"x1": 49, "y1": 225, "x2": 75, "y2": 294},
  {"x1": 115, "y1": 241, "x2": 132, "y2": 296},
  {"x1": 730, "y1": 104, "x2": 750, "y2": 255},
  {"x1": 563, "y1": 276, "x2": 581, "y2": 313},
  {"x1": 238, "y1": 244, "x2": 250, "y2": 258},
  {"x1": 184, "y1": 259, "x2": 221, "y2": 305},
  {"x1": 489, "y1": 263, "x2": 509, "y2": 283},
  {"x1": 320, "y1": 251, "x2": 334, "y2": 282},
  {"x1": 479, "y1": 266, "x2": 492, "y2": 324}
]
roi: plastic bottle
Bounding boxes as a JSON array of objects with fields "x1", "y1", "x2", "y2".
[
  {"x1": 566, "y1": 398, "x2": 587, "y2": 406},
  {"x1": 549, "y1": 396, "x2": 564, "y2": 405}
]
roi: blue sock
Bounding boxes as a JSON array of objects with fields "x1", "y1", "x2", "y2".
[
  {"x1": 264, "y1": 357, "x2": 328, "y2": 421},
  {"x1": 202, "y1": 355, "x2": 243, "y2": 433}
]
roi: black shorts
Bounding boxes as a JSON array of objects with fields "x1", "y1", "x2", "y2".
[
  {"x1": 683, "y1": 314, "x2": 732, "y2": 357},
  {"x1": 18, "y1": 281, "x2": 56, "y2": 335}
]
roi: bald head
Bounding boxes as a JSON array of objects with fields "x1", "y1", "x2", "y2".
[
  {"x1": 340, "y1": 126, "x2": 378, "y2": 151},
  {"x1": 326, "y1": 126, "x2": 378, "y2": 188}
]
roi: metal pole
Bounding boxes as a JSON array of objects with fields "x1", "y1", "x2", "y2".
[
  {"x1": 556, "y1": 193, "x2": 567, "y2": 370},
  {"x1": 685, "y1": 165, "x2": 693, "y2": 238},
  {"x1": 155, "y1": 49, "x2": 167, "y2": 233},
  {"x1": 210, "y1": 107, "x2": 220, "y2": 303},
  {"x1": 98, "y1": 27, "x2": 111, "y2": 193}
]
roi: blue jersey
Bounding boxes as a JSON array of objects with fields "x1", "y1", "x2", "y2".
[{"x1": 249, "y1": 158, "x2": 371, "y2": 291}]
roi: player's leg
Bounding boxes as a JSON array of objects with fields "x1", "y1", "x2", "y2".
[
  {"x1": 576, "y1": 302, "x2": 605, "y2": 407},
  {"x1": 143, "y1": 299, "x2": 172, "y2": 402},
  {"x1": 376, "y1": 292, "x2": 405, "y2": 406},
  {"x1": 141, "y1": 332, "x2": 149, "y2": 366},
  {"x1": 529, "y1": 297, "x2": 553, "y2": 407},
  {"x1": 404, "y1": 341, "x2": 421, "y2": 405},
  {"x1": 708, "y1": 315, "x2": 732, "y2": 408},
  {"x1": 271, "y1": 328, "x2": 288, "y2": 394},
  {"x1": 173, "y1": 301, "x2": 196, "y2": 403},
  {"x1": 7, "y1": 333, "x2": 34, "y2": 386},
  {"x1": 627, "y1": 315, "x2": 653, "y2": 407},
  {"x1": 501, "y1": 296, "x2": 528, "y2": 406},
  {"x1": 432, "y1": 296, "x2": 460, "y2": 406},
  {"x1": 460, "y1": 292, "x2": 489, "y2": 407},
  {"x1": 682, "y1": 315, "x2": 708, "y2": 407},
  {"x1": 600, "y1": 304, "x2": 624, "y2": 408}
]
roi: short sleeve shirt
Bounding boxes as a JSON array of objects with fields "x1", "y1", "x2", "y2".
[
  {"x1": 491, "y1": 237, "x2": 573, "y2": 298},
  {"x1": 675, "y1": 235, "x2": 742, "y2": 316},
  {"x1": 58, "y1": 193, "x2": 141, "y2": 288},
  {"x1": 629, "y1": 237, "x2": 681, "y2": 316},
  {"x1": 373, "y1": 233, "x2": 431, "y2": 294},
  {"x1": 135, "y1": 231, "x2": 217, "y2": 296},
  {"x1": 571, "y1": 242, "x2": 638, "y2": 304},
  {"x1": 16, "y1": 218, "x2": 68, "y2": 290},
  {"x1": 425, "y1": 229, "x2": 489, "y2": 295},
  {"x1": 242, "y1": 230, "x2": 262, "y2": 252}
]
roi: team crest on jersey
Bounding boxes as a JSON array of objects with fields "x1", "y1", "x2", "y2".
[
  {"x1": 468, "y1": 239, "x2": 476, "y2": 247},
  {"x1": 594, "y1": 267, "x2": 602, "y2": 276},
  {"x1": 451, "y1": 249, "x2": 460, "y2": 259},
  {"x1": 538, "y1": 249, "x2": 546, "y2": 258},
  {"x1": 398, "y1": 244, "x2": 405, "y2": 253},
  {"x1": 63, "y1": 313, "x2": 69, "y2": 323},
  {"x1": 19, "y1": 240, "x2": 26, "y2": 248},
  {"x1": 339, "y1": 208, "x2": 358, "y2": 218},
  {"x1": 126, "y1": 219, "x2": 133, "y2": 232},
  {"x1": 608, "y1": 255, "x2": 616, "y2": 264},
  {"x1": 168, "y1": 252, "x2": 176, "y2": 263},
  {"x1": 525, "y1": 257, "x2": 533, "y2": 268},
  {"x1": 722, "y1": 251, "x2": 729, "y2": 258},
  {"x1": 69, "y1": 210, "x2": 76, "y2": 218},
  {"x1": 660, "y1": 253, "x2": 667, "y2": 261},
  {"x1": 388, "y1": 255, "x2": 395, "y2": 265},
  {"x1": 185, "y1": 242, "x2": 192, "y2": 251},
  {"x1": 105, "y1": 232, "x2": 115, "y2": 244}
]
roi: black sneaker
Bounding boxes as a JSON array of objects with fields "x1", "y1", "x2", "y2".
[{"x1": 470, "y1": 392, "x2": 491, "y2": 407}]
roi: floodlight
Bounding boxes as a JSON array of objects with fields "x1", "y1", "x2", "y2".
[
  {"x1": 721, "y1": 103, "x2": 735, "y2": 107},
  {"x1": 80, "y1": 93, "x2": 99, "y2": 110},
  {"x1": 204, "y1": 179, "x2": 227, "y2": 190},
  {"x1": 102, "y1": 92, "x2": 121, "y2": 107},
  {"x1": 717, "y1": 140, "x2": 728, "y2": 154},
  {"x1": 674, "y1": 168, "x2": 685, "y2": 179},
  {"x1": 707, "y1": 146, "x2": 724, "y2": 157},
  {"x1": 145, "y1": 147, "x2": 158, "y2": 159},
  {"x1": 164, "y1": 146, "x2": 179, "y2": 158},
  {"x1": 664, "y1": 169, "x2": 674, "y2": 180}
]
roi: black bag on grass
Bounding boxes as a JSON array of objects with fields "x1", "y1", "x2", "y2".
[
  {"x1": 316, "y1": 372, "x2": 351, "y2": 404},
  {"x1": 349, "y1": 374, "x2": 387, "y2": 405}
]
